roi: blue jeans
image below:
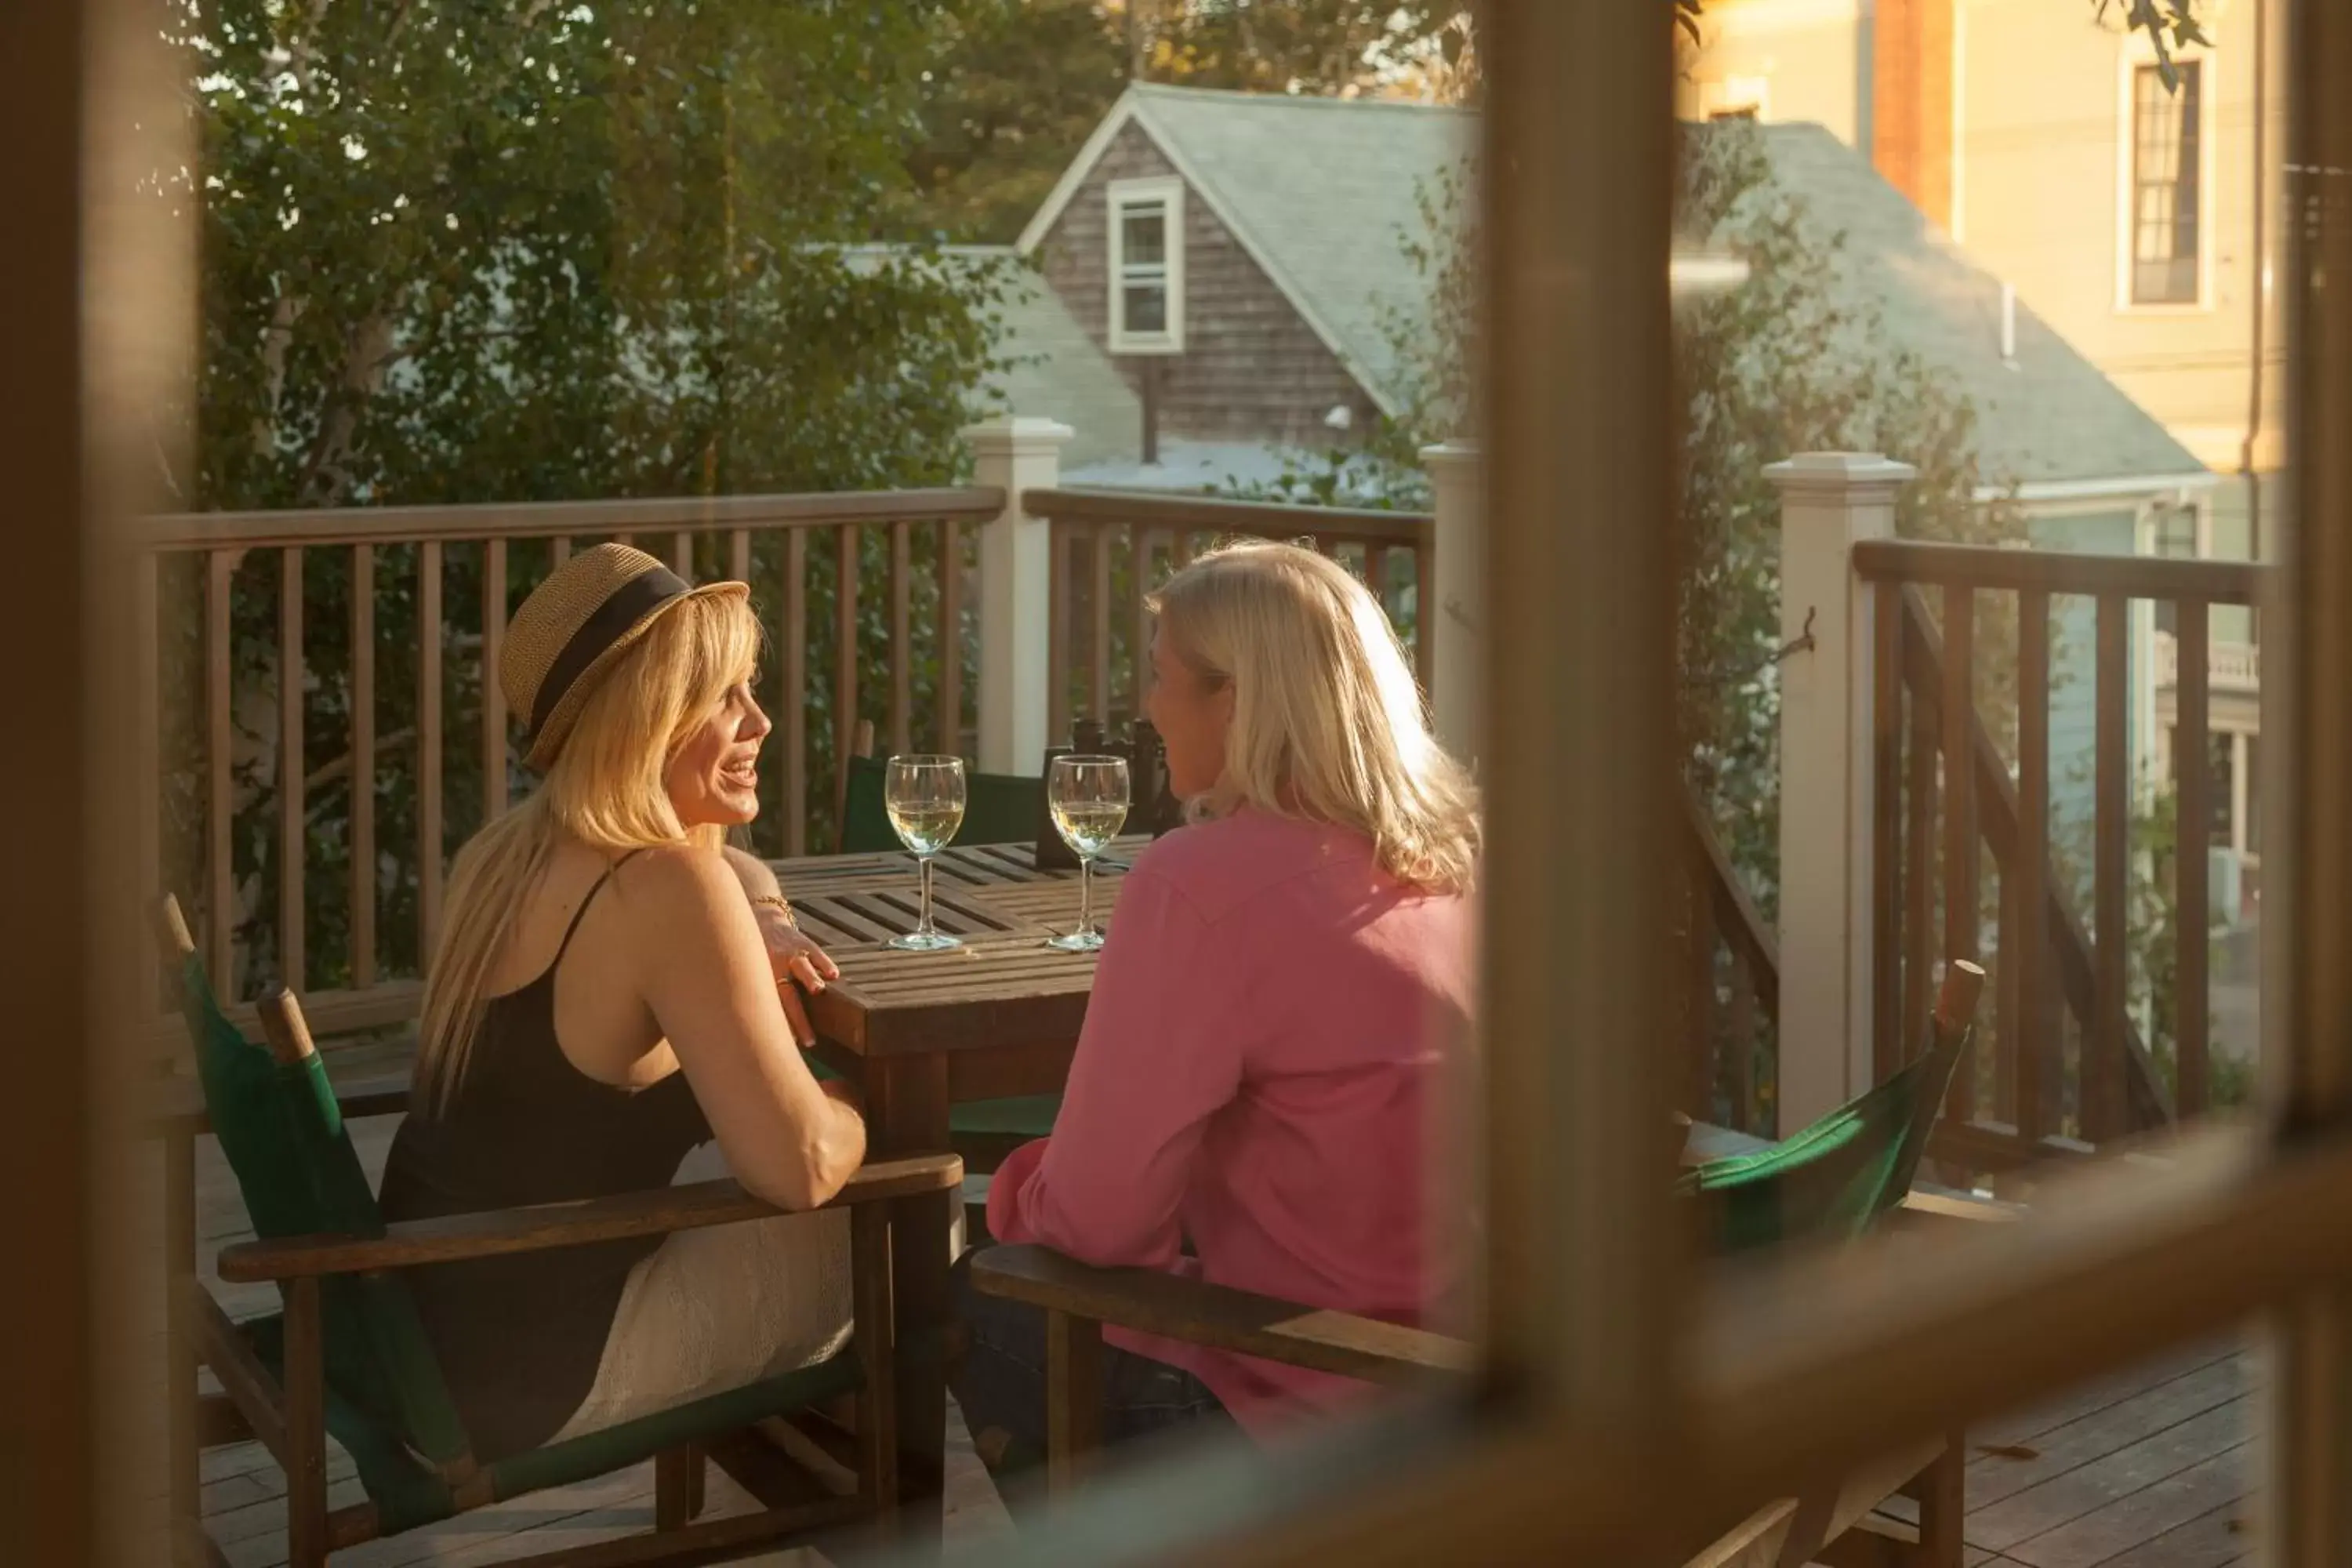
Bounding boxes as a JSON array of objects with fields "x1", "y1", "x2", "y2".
[{"x1": 948, "y1": 1247, "x2": 1236, "y2": 1501}]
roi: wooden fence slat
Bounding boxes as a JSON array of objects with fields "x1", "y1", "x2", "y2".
[
  {"x1": 833, "y1": 524, "x2": 858, "y2": 840},
  {"x1": 133, "y1": 551, "x2": 160, "y2": 924},
  {"x1": 2176, "y1": 598, "x2": 2212, "y2": 1115},
  {"x1": 1049, "y1": 522, "x2": 1073, "y2": 744},
  {"x1": 550, "y1": 535, "x2": 571, "y2": 567},
  {"x1": 889, "y1": 521, "x2": 912, "y2": 759},
  {"x1": 1940, "y1": 584, "x2": 1977, "y2": 1120},
  {"x1": 673, "y1": 531, "x2": 693, "y2": 579},
  {"x1": 729, "y1": 529, "x2": 750, "y2": 590},
  {"x1": 419, "y1": 541, "x2": 445, "y2": 954},
  {"x1": 1091, "y1": 524, "x2": 1113, "y2": 726},
  {"x1": 278, "y1": 547, "x2": 305, "y2": 990},
  {"x1": 1131, "y1": 529, "x2": 1155, "y2": 721},
  {"x1": 1414, "y1": 521, "x2": 1437, "y2": 696},
  {"x1": 1904, "y1": 653, "x2": 1936, "y2": 1071},
  {"x1": 1729, "y1": 946, "x2": 1759, "y2": 1134},
  {"x1": 2092, "y1": 593, "x2": 2130, "y2": 1141},
  {"x1": 1366, "y1": 544, "x2": 1391, "y2": 617},
  {"x1": 206, "y1": 551, "x2": 236, "y2": 989},
  {"x1": 482, "y1": 539, "x2": 507, "y2": 820},
  {"x1": 938, "y1": 520, "x2": 963, "y2": 757},
  {"x1": 784, "y1": 528, "x2": 808, "y2": 858},
  {"x1": 2014, "y1": 590, "x2": 2052, "y2": 1143},
  {"x1": 350, "y1": 545, "x2": 376, "y2": 989},
  {"x1": 1690, "y1": 858, "x2": 1719, "y2": 1119},
  {"x1": 1873, "y1": 579, "x2": 1905, "y2": 1083}
]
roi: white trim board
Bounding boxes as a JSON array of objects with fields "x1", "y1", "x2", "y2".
[
  {"x1": 1014, "y1": 85, "x2": 1402, "y2": 418},
  {"x1": 1976, "y1": 470, "x2": 2220, "y2": 506}
]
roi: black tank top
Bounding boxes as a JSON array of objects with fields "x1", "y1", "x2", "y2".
[{"x1": 379, "y1": 852, "x2": 713, "y2": 1460}]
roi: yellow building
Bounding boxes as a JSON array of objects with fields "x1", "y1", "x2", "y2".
[{"x1": 1687, "y1": 0, "x2": 2279, "y2": 919}]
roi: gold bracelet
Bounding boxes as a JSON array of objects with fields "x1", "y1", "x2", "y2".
[{"x1": 750, "y1": 893, "x2": 797, "y2": 928}]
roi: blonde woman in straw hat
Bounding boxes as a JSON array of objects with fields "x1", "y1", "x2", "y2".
[{"x1": 378, "y1": 543, "x2": 866, "y2": 1461}]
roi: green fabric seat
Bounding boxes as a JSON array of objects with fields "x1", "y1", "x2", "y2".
[
  {"x1": 1678, "y1": 1014, "x2": 1971, "y2": 1255},
  {"x1": 838, "y1": 751, "x2": 1045, "y2": 853},
  {"x1": 839, "y1": 753, "x2": 1062, "y2": 1148},
  {"x1": 168, "y1": 951, "x2": 869, "y2": 1533}
]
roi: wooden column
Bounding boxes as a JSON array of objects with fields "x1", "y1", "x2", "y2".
[
  {"x1": 1478, "y1": 0, "x2": 1679, "y2": 1431},
  {"x1": 2271, "y1": 0, "x2": 2352, "y2": 1555},
  {"x1": 965, "y1": 415, "x2": 1072, "y2": 773},
  {"x1": 1764, "y1": 453, "x2": 1915, "y2": 1130},
  {"x1": 1421, "y1": 439, "x2": 1483, "y2": 764}
]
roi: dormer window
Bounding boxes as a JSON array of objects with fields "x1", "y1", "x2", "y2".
[{"x1": 1107, "y1": 176, "x2": 1185, "y2": 354}]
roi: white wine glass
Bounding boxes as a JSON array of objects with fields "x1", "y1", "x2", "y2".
[
  {"x1": 1046, "y1": 755, "x2": 1129, "y2": 953},
  {"x1": 885, "y1": 755, "x2": 967, "y2": 952}
]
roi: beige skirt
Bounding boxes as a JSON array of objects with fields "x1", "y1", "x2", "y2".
[{"x1": 547, "y1": 1142, "x2": 853, "y2": 1443}]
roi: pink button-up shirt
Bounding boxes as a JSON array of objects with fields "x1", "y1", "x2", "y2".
[{"x1": 987, "y1": 808, "x2": 1474, "y2": 1434}]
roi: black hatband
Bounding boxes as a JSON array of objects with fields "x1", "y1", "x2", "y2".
[{"x1": 529, "y1": 566, "x2": 690, "y2": 738}]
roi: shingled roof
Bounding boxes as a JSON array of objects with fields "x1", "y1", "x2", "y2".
[{"x1": 1014, "y1": 85, "x2": 2205, "y2": 488}]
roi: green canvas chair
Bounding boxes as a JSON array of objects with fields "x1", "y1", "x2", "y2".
[
  {"x1": 837, "y1": 744, "x2": 1065, "y2": 1174},
  {"x1": 154, "y1": 896, "x2": 961, "y2": 1568},
  {"x1": 837, "y1": 749, "x2": 1049, "y2": 856},
  {"x1": 1676, "y1": 969, "x2": 1974, "y2": 1258},
  {"x1": 969, "y1": 960, "x2": 1994, "y2": 1568}
]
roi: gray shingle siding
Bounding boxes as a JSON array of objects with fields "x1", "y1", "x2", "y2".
[{"x1": 1034, "y1": 118, "x2": 1381, "y2": 449}]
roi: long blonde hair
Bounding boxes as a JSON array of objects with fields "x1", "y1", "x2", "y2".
[
  {"x1": 416, "y1": 591, "x2": 762, "y2": 1112},
  {"x1": 1149, "y1": 539, "x2": 1479, "y2": 893}
]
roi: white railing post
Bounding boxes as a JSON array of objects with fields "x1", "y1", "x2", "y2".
[
  {"x1": 1764, "y1": 452, "x2": 1914, "y2": 1129},
  {"x1": 963, "y1": 415, "x2": 1072, "y2": 775},
  {"x1": 1421, "y1": 439, "x2": 1483, "y2": 762}
]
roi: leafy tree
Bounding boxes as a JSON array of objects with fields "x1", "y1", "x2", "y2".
[
  {"x1": 165, "y1": 0, "x2": 1019, "y2": 997},
  {"x1": 886, "y1": 1, "x2": 1131, "y2": 244}
]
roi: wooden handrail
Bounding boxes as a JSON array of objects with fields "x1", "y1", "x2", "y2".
[
  {"x1": 971, "y1": 1243, "x2": 1474, "y2": 1383},
  {"x1": 1855, "y1": 538, "x2": 2267, "y2": 604},
  {"x1": 136, "y1": 486, "x2": 1007, "y2": 551},
  {"x1": 1022, "y1": 485, "x2": 1431, "y2": 545},
  {"x1": 1683, "y1": 785, "x2": 1780, "y2": 1021},
  {"x1": 1898, "y1": 587, "x2": 2176, "y2": 1134}
]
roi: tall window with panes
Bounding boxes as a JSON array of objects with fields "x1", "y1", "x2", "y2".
[{"x1": 2129, "y1": 60, "x2": 2203, "y2": 305}]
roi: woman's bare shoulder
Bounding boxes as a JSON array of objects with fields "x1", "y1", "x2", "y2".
[{"x1": 608, "y1": 840, "x2": 739, "y2": 913}]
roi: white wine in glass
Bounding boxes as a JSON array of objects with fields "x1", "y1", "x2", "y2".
[
  {"x1": 1046, "y1": 754, "x2": 1129, "y2": 953},
  {"x1": 884, "y1": 755, "x2": 967, "y2": 951}
]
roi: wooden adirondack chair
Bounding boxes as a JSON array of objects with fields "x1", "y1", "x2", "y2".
[
  {"x1": 970, "y1": 962, "x2": 1999, "y2": 1568},
  {"x1": 153, "y1": 895, "x2": 962, "y2": 1568}
]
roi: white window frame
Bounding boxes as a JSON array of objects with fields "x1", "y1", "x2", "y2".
[
  {"x1": 1105, "y1": 175, "x2": 1185, "y2": 355},
  {"x1": 1697, "y1": 75, "x2": 1770, "y2": 122},
  {"x1": 2114, "y1": 36, "x2": 2219, "y2": 313}
]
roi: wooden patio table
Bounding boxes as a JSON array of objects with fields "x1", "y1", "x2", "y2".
[{"x1": 771, "y1": 836, "x2": 1145, "y2": 1546}]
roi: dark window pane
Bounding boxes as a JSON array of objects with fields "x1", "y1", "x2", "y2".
[
  {"x1": 2246, "y1": 735, "x2": 2261, "y2": 855},
  {"x1": 1121, "y1": 205, "x2": 1167, "y2": 267},
  {"x1": 2210, "y1": 731, "x2": 2235, "y2": 848},
  {"x1": 1123, "y1": 281, "x2": 1167, "y2": 334}
]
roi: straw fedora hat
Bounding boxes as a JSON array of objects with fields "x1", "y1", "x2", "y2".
[{"x1": 503, "y1": 543, "x2": 747, "y2": 771}]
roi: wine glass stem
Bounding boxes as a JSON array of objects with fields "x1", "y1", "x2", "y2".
[
  {"x1": 919, "y1": 855, "x2": 936, "y2": 938},
  {"x1": 1078, "y1": 856, "x2": 1094, "y2": 938}
]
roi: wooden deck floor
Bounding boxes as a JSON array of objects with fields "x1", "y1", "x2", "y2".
[{"x1": 162, "y1": 1112, "x2": 2258, "y2": 1567}]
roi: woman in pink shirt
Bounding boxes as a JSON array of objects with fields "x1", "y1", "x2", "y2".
[{"x1": 951, "y1": 539, "x2": 1478, "y2": 1488}]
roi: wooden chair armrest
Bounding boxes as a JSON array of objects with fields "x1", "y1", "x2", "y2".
[
  {"x1": 1897, "y1": 1184, "x2": 2024, "y2": 1227},
  {"x1": 217, "y1": 1153, "x2": 963, "y2": 1283},
  {"x1": 969, "y1": 1243, "x2": 1473, "y2": 1385}
]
